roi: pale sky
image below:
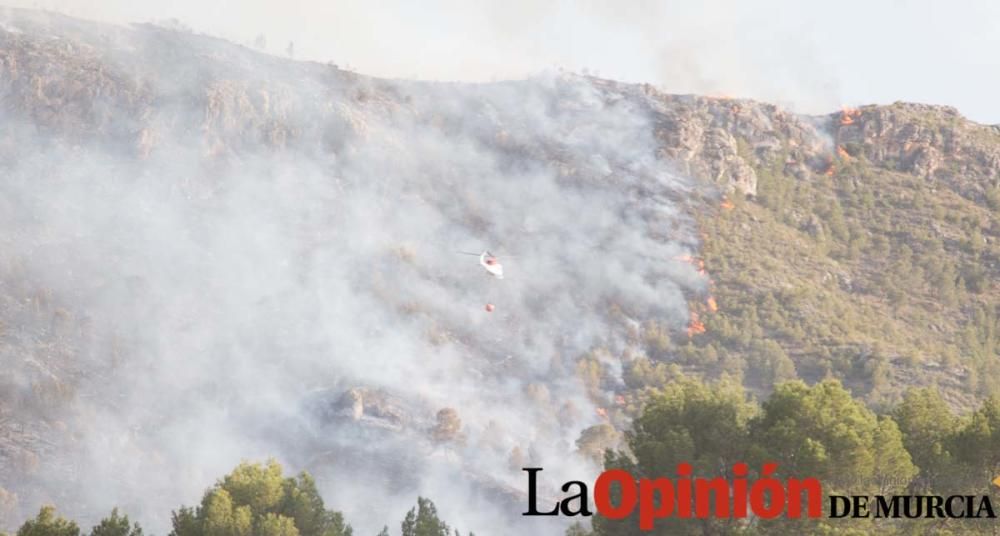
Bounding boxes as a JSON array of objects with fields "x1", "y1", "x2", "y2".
[{"x1": 5, "y1": 0, "x2": 1000, "y2": 123}]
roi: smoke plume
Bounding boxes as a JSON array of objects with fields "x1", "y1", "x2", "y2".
[{"x1": 0, "y1": 11, "x2": 705, "y2": 534}]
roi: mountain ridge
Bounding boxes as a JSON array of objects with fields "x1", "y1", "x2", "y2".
[{"x1": 3, "y1": 6, "x2": 1000, "y2": 208}]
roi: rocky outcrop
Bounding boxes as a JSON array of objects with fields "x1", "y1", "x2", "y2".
[
  {"x1": 318, "y1": 387, "x2": 411, "y2": 430},
  {"x1": 833, "y1": 102, "x2": 1000, "y2": 201}
]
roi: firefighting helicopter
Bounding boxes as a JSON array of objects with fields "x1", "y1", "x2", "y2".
[
  {"x1": 458, "y1": 250, "x2": 506, "y2": 279},
  {"x1": 458, "y1": 250, "x2": 507, "y2": 312}
]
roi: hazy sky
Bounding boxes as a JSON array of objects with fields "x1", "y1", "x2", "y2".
[{"x1": 6, "y1": 0, "x2": 1000, "y2": 122}]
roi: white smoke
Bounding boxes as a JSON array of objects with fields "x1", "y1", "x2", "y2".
[{"x1": 0, "y1": 13, "x2": 705, "y2": 535}]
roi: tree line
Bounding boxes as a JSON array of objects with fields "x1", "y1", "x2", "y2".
[
  {"x1": 7, "y1": 378, "x2": 998, "y2": 535},
  {"x1": 577, "y1": 378, "x2": 1000, "y2": 535},
  {"x1": 5, "y1": 460, "x2": 471, "y2": 536}
]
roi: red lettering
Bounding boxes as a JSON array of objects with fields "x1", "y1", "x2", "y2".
[
  {"x1": 676, "y1": 463, "x2": 692, "y2": 517},
  {"x1": 749, "y1": 463, "x2": 785, "y2": 519},
  {"x1": 594, "y1": 469, "x2": 637, "y2": 519},
  {"x1": 694, "y1": 478, "x2": 730, "y2": 518},
  {"x1": 581, "y1": 463, "x2": 822, "y2": 529},
  {"x1": 732, "y1": 462, "x2": 749, "y2": 518},
  {"x1": 638, "y1": 478, "x2": 675, "y2": 530},
  {"x1": 786, "y1": 478, "x2": 823, "y2": 518}
]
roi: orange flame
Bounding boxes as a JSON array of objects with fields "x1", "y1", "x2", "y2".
[
  {"x1": 595, "y1": 407, "x2": 608, "y2": 418},
  {"x1": 687, "y1": 311, "x2": 706, "y2": 337},
  {"x1": 839, "y1": 106, "x2": 861, "y2": 126},
  {"x1": 823, "y1": 156, "x2": 835, "y2": 176},
  {"x1": 720, "y1": 198, "x2": 735, "y2": 210},
  {"x1": 706, "y1": 296, "x2": 718, "y2": 312},
  {"x1": 687, "y1": 321, "x2": 706, "y2": 337},
  {"x1": 837, "y1": 145, "x2": 851, "y2": 160},
  {"x1": 674, "y1": 255, "x2": 708, "y2": 277}
]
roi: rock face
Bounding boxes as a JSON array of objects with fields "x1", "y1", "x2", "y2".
[
  {"x1": 834, "y1": 102, "x2": 1000, "y2": 199},
  {"x1": 600, "y1": 85, "x2": 1000, "y2": 198},
  {"x1": 314, "y1": 387, "x2": 414, "y2": 430}
]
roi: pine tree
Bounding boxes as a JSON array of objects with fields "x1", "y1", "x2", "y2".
[
  {"x1": 89, "y1": 509, "x2": 142, "y2": 536},
  {"x1": 400, "y1": 498, "x2": 449, "y2": 536},
  {"x1": 16, "y1": 507, "x2": 79, "y2": 536}
]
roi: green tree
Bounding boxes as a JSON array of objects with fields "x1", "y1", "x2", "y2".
[
  {"x1": 16, "y1": 507, "x2": 79, "y2": 536},
  {"x1": 202, "y1": 488, "x2": 252, "y2": 536},
  {"x1": 952, "y1": 396, "x2": 1000, "y2": 480},
  {"x1": 747, "y1": 339, "x2": 797, "y2": 389},
  {"x1": 871, "y1": 416, "x2": 919, "y2": 494},
  {"x1": 575, "y1": 424, "x2": 621, "y2": 464},
  {"x1": 256, "y1": 514, "x2": 298, "y2": 536},
  {"x1": 894, "y1": 387, "x2": 959, "y2": 485},
  {"x1": 750, "y1": 380, "x2": 916, "y2": 492},
  {"x1": 400, "y1": 498, "x2": 448, "y2": 536},
  {"x1": 89, "y1": 509, "x2": 142, "y2": 536},
  {"x1": 594, "y1": 378, "x2": 755, "y2": 535},
  {"x1": 628, "y1": 378, "x2": 754, "y2": 479},
  {"x1": 280, "y1": 473, "x2": 351, "y2": 536},
  {"x1": 169, "y1": 460, "x2": 351, "y2": 536},
  {"x1": 222, "y1": 461, "x2": 286, "y2": 514}
]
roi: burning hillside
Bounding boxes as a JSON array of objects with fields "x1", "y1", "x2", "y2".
[
  {"x1": 0, "y1": 9, "x2": 707, "y2": 534},
  {"x1": 3, "y1": 8, "x2": 1000, "y2": 536}
]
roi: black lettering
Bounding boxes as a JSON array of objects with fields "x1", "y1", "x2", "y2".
[
  {"x1": 974, "y1": 496, "x2": 996, "y2": 519},
  {"x1": 851, "y1": 496, "x2": 869, "y2": 518},
  {"x1": 828, "y1": 496, "x2": 851, "y2": 518},
  {"x1": 926, "y1": 495, "x2": 944, "y2": 518},
  {"x1": 945, "y1": 495, "x2": 965, "y2": 518},
  {"x1": 902, "y1": 496, "x2": 924, "y2": 519},
  {"x1": 874, "y1": 495, "x2": 900, "y2": 518},
  {"x1": 522, "y1": 468, "x2": 560, "y2": 516},
  {"x1": 559, "y1": 481, "x2": 592, "y2": 516}
]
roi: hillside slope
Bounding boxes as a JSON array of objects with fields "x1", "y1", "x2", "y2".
[
  {"x1": 644, "y1": 93, "x2": 1000, "y2": 410},
  {"x1": 1, "y1": 7, "x2": 999, "y2": 533}
]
